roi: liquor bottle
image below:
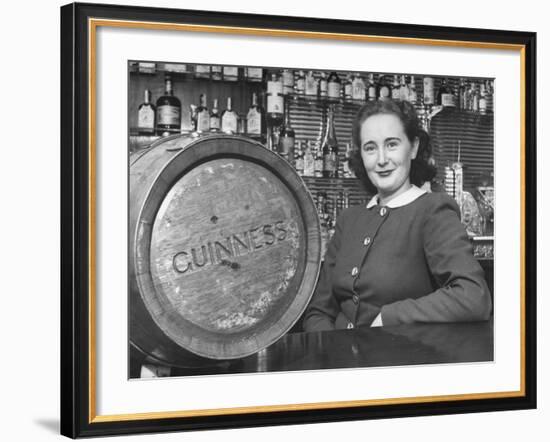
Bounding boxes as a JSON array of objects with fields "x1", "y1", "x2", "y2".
[
  {"x1": 279, "y1": 100, "x2": 295, "y2": 163},
  {"x1": 245, "y1": 67, "x2": 263, "y2": 82},
  {"x1": 295, "y1": 70, "x2": 306, "y2": 95},
  {"x1": 327, "y1": 72, "x2": 341, "y2": 100},
  {"x1": 156, "y1": 75, "x2": 181, "y2": 135},
  {"x1": 479, "y1": 83, "x2": 488, "y2": 114},
  {"x1": 399, "y1": 75, "x2": 409, "y2": 101},
  {"x1": 294, "y1": 140, "x2": 305, "y2": 176},
  {"x1": 223, "y1": 66, "x2": 239, "y2": 81},
  {"x1": 378, "y1": 75, "x2": 391, "y2": 101},
  {"x1": 211, "y1": 65, "x2": 223, "y2": 80},
  {"x1": 351, "y1": 74, "x2": 366, "y2": 101},
  {"x1": 367, "y1": 74, "x2": 377, "y2": 101},
  {"x1": 342, "y1": 142, "x2": 355, "y2": 178},
  {"x1": 246, "y1": 92, "x2": 264, "y2": 135},
  {"x1": 437, "y1": 78, "x2": 455, "y2": 107},
  {"x1": 314, "y1": 142, "x2": 324, "y2": 178},
  {"x1": 319, "y1": 72, "x2": 328, "y2": 98},
  {"x1": 305, "y1": 71, "x2": 318, "y2": 96},
  {"x1": 391, "y1": 75, "x2": 401, "y2": 100},
  {"x1": 303, "y1": 141, "x2": 315, "y2": 177},
  {"x1": 423, "y1": 76, "x2": 435, "y2": 106},
  {"x1": 408, "y1": 75, "x2": 418, "y2": 104},
  {"x1": 196, "y1": 93, "x2": 210, "y2": 133},
  {"x1": 137, "y1": 89, "x2": 156, "y2": 135},
  {"x1": 209, "y1": 98, "x2": 221, "y2": 132},
  {"x1": 266, "y1": 73, "x2": 284, "y2": 127},
  {"x1": 282, "y1": 69, "x2": 295, "y2": 95},
  {"x1": 470, "y1": 82, "x2": 480, "y2": 112},
  {"x1": 221, "y1": 97, "x2": 238, "y2": 134},
  {"x1": 343, "y1": 76, "x2": 353, "y2": 101},
  {"x1": 321, "y1": 106, "x2": 339, "y2": 178}
]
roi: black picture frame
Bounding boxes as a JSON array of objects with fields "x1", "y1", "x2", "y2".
[{"x1": 61, "y1": 2, "x2": 536, "y2": 438}]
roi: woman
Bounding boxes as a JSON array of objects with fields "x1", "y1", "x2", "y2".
[{"x1": 303, "y1": 99, "x2": 492, "y2": 331}]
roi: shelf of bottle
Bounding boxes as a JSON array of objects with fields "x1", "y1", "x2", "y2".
[{"x1": 129, "y1": 65, "x2": 264, "y2": 84}]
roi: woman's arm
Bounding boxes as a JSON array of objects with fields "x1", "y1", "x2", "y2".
[
  {"x1": 302, "y1": 211, "x2": 346, "y2": 332},
  {"x1": 380, "y1": 194, "x2": 492, "y2": 325}
]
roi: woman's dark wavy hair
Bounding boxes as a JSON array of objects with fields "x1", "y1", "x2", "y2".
[{"x1": 349, "y1": 99, "x2": 436, "y2": 194}]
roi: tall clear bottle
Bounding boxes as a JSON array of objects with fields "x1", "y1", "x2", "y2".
[
  {"x1": 321, "y1": 106, "x2": 339, "y2": 178},
  {"x1": 209, "y1": 98, "x2": 221, "y2": 132},
  {"x1": 195, "y1": 93, "x2": 210, "y2": 133},
  {"x1": 246, "y1": 92, "x2": 264, "y2": 136},
  {"x1": 221, "y1": 97, "x2": 238, "y2": 134},
  {"x1": 137, "y1": 89, "x2": 156, "y2": 135},
  {"x1": 156, "y1": 75, "x2": 181, "y2": 135}
]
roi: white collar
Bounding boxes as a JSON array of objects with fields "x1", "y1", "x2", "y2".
[{"x1": 366, "y1": 185, "x2": 427, "y2": 209}]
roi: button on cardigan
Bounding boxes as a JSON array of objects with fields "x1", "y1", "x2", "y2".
[{"x1": 303, "y1": 190, "x2": 492, "y2": 332}]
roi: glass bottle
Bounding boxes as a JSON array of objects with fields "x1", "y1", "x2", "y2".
[
  {"x1": 246, "y1": 92, "x2": 264, "y2": 135},
  {"x1": 391, "y1": 75, "x2": 401, "y2": 100},
  {"x1": 305, "y1": 71, "x2": 318, "y2": 96},
  {"x1": 156, "y1": 75, "x2": 181, "y2": 135},
  {"x1": 343, "y1": 75, "x2": 353, "y2": 101},
  {"x1": 221, "y1": 97, "x2": 238, "y2": 134},
  {"x1": 327, "y1": 72, "x2": 341, "y2": 100},
  {"x1": 378, "y1": 75, "x2": 391, "y2": 101},
  {"x1": 266, "y1": 73, "x2": 284, "y2": 127},
  {"x1": 137, "y1": 89, "x2": 156, "y2": 135},
  {"x1": 209, "y1": 98, "x2": 221, "y2": 132},
  {"x1": 282, "y1": 69, "x2": 295, "y2": 95},
  {"x1": 437, "y1": 78, "x2": 455, "y2": 107},
  {"x1": 408, "y1": 75, "x2": 418, "y2": 104},
  {"x1": 321, "y1": 106, "x2": 339, "y2": 178},
  {"x1": 314, "y1": 142, "x2": 324, "y2": 178},
  {"x1": 196, "y1": 93, "x2": 210, "y2": 133},
  {"x1": 279, "y1": 100, "x2": 295, "y2": 164},
  {"x1": 367, "y1": 74, "x2": 377, "y2": 101},
  {"x1": 352, "y1": 74, "x2": 366, "y2": 101},
  {"x1": 295, "y1": 70, "x2": 306, "y2": 95},
  {"x1": 319, "y1": 72, "x2": 328, "y2": 98},
  {"x1": 423, "y1": 76, "x2": 435, "y2": 106},
  {"x1": 399, "y1": 75, "x2": 409, "y2": 101},
  {"x1": 479, "y1": 83, "x2": 488, "y2": 114}
]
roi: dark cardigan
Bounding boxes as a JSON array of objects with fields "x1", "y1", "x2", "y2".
[{"x1": 303, "y1": 191, "x2": 492, "y2": 331}]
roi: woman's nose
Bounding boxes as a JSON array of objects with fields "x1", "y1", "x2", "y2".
[{"x1": 377, "y1": 148, "x2": 388, "y2": 166}]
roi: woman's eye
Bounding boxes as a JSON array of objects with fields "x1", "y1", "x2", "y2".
[
  {"x1": 363, "y1": 144, "x2": 376, "y2": 152},
  {"x1": 387, "y1": 141, "x2": 398, "y2": 149}
]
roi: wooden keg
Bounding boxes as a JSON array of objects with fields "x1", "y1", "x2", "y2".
[{"x1": 130, "y1": 134, "x2": 321, "y2": 363}]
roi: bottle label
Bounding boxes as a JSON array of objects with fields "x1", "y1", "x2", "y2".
[
  {"x1": 197, "y1": 111, "x2": 210, "y2": 131},
  {"x1": 328, "y1": 82, "x2": 340, "y2": 99},
  {"x1": 441, "y1": 93, "x2": 455, "y2": 107},
  {"x1": 157, "y1": 105, "x2": 180, "y2": 125},
  {"x1": 247, "y1": 109, "x2": 261, "y2": 134},
  {"x1": 222, "y1": 114, "x2": 238, "y2": 133},
  {"x1": 267, "y1": 94, "x2": 284, "y2": 114},
  {"x1": 267, "y1": 80, "x2": 283, "y2": 95},
  {"x1": 210, "y1": 116, "x2": 220, "y2": 130},
  {"x1": 323, "y1": 154, "x2": 336, "y2": 173},
  {"x1": 138, "y1": 107, "x2": 155, "y2": 130}
]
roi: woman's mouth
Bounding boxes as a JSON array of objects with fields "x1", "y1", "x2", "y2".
[{"x1": 376, "y1": 170, "x2": 394, "y2": 177}]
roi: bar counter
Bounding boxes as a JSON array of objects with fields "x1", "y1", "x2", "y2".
[{"x1": 136, "y1": 319, "x2": 494, "y2": 378}]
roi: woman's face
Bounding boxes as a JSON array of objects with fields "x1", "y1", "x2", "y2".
[{"x1": 360, "y1": 113, "x2": 419, "y2": 203}]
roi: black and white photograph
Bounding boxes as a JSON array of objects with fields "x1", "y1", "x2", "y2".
[{"x1": 128, "y1": 61, "x2": 495, "y2": 379}]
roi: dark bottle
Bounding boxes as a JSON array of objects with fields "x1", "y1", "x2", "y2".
[
  {"x1": 195, "y1": 93, "x2": 210, "y2": 133},
  {"x1": 279, "y1": 100, "x2": 295, "y2": 164},
  {"x1": 247, "y1": 92, "x2": 265, "y2": 136},
  {"x1": 321, "y1": 106, "x2": 339, "y2": 178},
  {"x1": 137, "y1": 89, "x2": 156, "y2": 135},
  {"x1": 156, "y1": 75, "x2": 181, "y2": 135},
  {"x1": 209, "y1": 98, "x2": 221, "y2": 132}
]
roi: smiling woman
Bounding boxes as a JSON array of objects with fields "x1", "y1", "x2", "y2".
[{"x1": 303, "y1": 99, "x2": 492, "y2": 331}]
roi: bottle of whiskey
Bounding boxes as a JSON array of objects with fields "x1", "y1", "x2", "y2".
[
  {"x1": 399, "y1": 75, "x2": 409, "y2": 101},
  {"x1": 209, "y1": 98, "x2": 221, "y2": 132},
  {"x1": 266, "y1": 73, "x2": 284, "y2": 127},
  {"x1": 156, "y1": 75, "x2": 181, "y2": 135},
  {"x1": 343, "y1": 75, "x2": 353, "y2": 101},
  {"x1": 437, "y1": 78, "x2": 455, "y2": 107},
  {"x1": 137, "y1": 89, "x2": 156, "y2": 135},
  {"x1": 221, "y1": 97, "x2": 238, "y2": 134},
  {"x1": 327, "y1": 72, "x2": 341, "y2": 100},
  {"x1": 279, "y1": 100, "x2": 295, "y2": 164},
  {"x1": 351, "y1": 74, "x2": 366, "y2": 101},
  {"x1": 378, "y1": 75, "x2": 391, "y2": 101},
  {"x1": 196, "y1": 93, "x2": 210, "y2": 133},
  {"x1": 321, "y1": 106, "x2": 339, "y2": 178},
  {"x1": 247, "y1": 92, "x2": 264, "y2": 136},
  {"x1": 303, "y1": 141, "x2": 315, "y2": 177}
]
